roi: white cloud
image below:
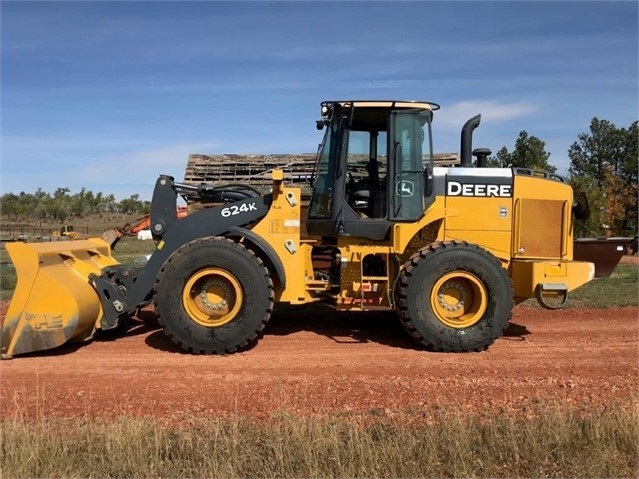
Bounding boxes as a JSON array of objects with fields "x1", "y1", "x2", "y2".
[{"x1": 436, "y1": 100, "x2": 539, "y2": 131}]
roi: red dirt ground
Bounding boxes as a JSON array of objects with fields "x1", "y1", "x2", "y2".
[{"x1": 1, "y1": 301, "x2": 637, "y2": 421}]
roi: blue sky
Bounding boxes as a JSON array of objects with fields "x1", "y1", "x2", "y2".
[{"x1": 2, "y1": 1, "x2": 637, "y2": 200}]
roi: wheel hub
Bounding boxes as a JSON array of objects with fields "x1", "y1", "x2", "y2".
[
  {"x1": 198, "y1": 280, "x2": 230, "y2": 311},
  {"x1": 182, "y1": 268, "x2": 243, "y2": 327},
  {"x1": 437, "y1": 281, "x2": 467, "y2": 312},
  {"x1": 431, "y1": 271, "x2": 488, "y2": 328}
]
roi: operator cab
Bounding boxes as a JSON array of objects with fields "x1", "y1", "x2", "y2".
[{"x1": 308, "y1": 100, "x2": 439, "y2": 240}]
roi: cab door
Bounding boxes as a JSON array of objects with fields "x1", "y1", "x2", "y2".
[{"x1": 389, "y1": 109, "x2": 433, "y2": 222}]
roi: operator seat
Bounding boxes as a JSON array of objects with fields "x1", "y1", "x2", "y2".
[{"x1": 362, "y1": 157, "x2": 386, "y2": 218}]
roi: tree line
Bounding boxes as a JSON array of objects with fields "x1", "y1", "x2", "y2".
[
  {"x1": 1, "y1": 116, "x2": 636, "y2": 236},
  {"x1": 0, "y1": 187, "x2": 151, "y2": 223},
  {"x1": 487, "y1": 117, "x2": 637, "y2": 237}
]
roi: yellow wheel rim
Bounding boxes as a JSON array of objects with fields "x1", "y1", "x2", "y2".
[
  {"x1": 431, "y1": 271, "x2": 488, "y2": 328},
  {"x1": 182, "y1": 268, "x2": 243, "y2": 327}
]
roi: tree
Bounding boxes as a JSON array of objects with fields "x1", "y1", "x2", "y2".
[
  {"x1": 487, "y1": 131, "x2": 556, "y2": 172},
  {"x1": 102, "y1": 193, "x2": 118, "y2": 213},
  {"x1": 119, "y1": 193, "x2": 149, "y2": 215},
  {"x1": 569, "y1": 118, "x2": 638, "y2": 236},
  {"x1": 486, "y1": 146, "x2": 509, "y2": 168},
  {"x1": 570, "y1": 175, "x2": 605, "y2": 237},
  {"x1": 620, "y1": 121, "x2": 638, "y2": 184},
  {"x1": 602, "y1": 165, "x2": 637, "y2": 234},
  {"x1": 51, "y1": 187, "x2": 71, "y2": 222},
  {"x1": 569, "y1": 118, "x2": 625, "y2": 185},
  {"x1": 0, "y1": 193, "x2": 21, "y2": 221}
]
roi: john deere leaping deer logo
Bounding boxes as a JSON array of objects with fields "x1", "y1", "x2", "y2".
[{"x1": 396, "y1": 180, "x2": 414, "y2": 197}]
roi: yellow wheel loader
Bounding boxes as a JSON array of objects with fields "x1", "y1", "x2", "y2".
[{"x1": 2, "y1": 100, "x2": 601, "y2": 358}]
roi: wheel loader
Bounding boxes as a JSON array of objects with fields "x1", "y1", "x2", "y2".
[{"x1": 1, "y1": 100, "x2": 599, "y2": 358}]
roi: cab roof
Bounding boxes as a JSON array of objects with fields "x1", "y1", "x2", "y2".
[{"x1": 321, "y1": 100, "x2": 441, "y2": 111}]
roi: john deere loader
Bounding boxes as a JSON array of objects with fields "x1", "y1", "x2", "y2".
[{"x1": 2, "y1": 100, "x2": 600, "y2": 358}]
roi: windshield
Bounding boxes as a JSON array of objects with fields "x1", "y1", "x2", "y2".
[{"x1": 309, "y1": 119, "x2": 337, "y2": 219}]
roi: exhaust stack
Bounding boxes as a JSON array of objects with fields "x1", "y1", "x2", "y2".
[{"x1": 460, "y1": 114, "x2": 481, "y2": 167}]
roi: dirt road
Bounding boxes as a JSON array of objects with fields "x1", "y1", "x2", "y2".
[{"x1": 1, "y1": 304, "x2": 637, "y2": 421}]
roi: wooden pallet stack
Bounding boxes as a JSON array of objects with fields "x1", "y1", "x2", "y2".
[
  {"x1": 182, "y1": 152, "x2": 460, "y2": 230},
  {"x1": 183, "y1": 152, "x2": 459, "y2": 194},
  {"x1": 184, "y1": 153, "x2": 317, "y2": 195}
]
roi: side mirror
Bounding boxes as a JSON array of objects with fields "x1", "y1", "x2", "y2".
[
  {"x1": 573, "y1": 192, "x2": 590, "y2": 220},
  {"x1": 424, "y1": 165, "x2": 433, "y2": 197}
]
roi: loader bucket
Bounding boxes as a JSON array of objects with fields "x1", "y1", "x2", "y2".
[{"x1": 1, "y1": 238, "x2": 120, "y2": 358}]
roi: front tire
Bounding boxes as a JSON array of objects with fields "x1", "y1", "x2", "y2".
[
  {"x1": 154, "y1": 237, "x2": 274, "y2": 354},
  {"x1": 395, "y1": 241, "x2": 513, "y2": 352}
]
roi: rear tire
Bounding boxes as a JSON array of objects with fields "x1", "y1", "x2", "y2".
[
  {"x1": 154, "y1": 237, "x2": 274, "y2": 354},
  {"x1": 395, "y1": 241, "x2": 512, "y2": 352}
]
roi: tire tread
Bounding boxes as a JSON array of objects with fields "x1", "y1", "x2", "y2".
[
  {"x1": 154, "y1": 236, "x2": 274, "y2": 354},
  {"x1": 396, "y1": 240, "x2": 513, "y2": 352}
]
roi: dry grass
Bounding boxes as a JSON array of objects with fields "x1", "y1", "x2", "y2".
[{"x1": 1, "y1": 400, "x2": 637, "y2": 478}]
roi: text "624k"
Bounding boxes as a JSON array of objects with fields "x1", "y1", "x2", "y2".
[{"x1": 221, "y1": 202, "x2": 258, "y2": 218}]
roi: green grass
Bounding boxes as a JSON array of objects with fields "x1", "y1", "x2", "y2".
[
  {"x1": 1, "y1": 401, "x2": 637, "y2": 478},
  {"x1": 565, "y1": 263, "x2": 638, "y2": 308},
  {"x1": 0, "y1": 264, "x2": 16, "y2": 301},
  {"x1": 110, "y1": 236, "x2": 158, "y2": 265}
]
